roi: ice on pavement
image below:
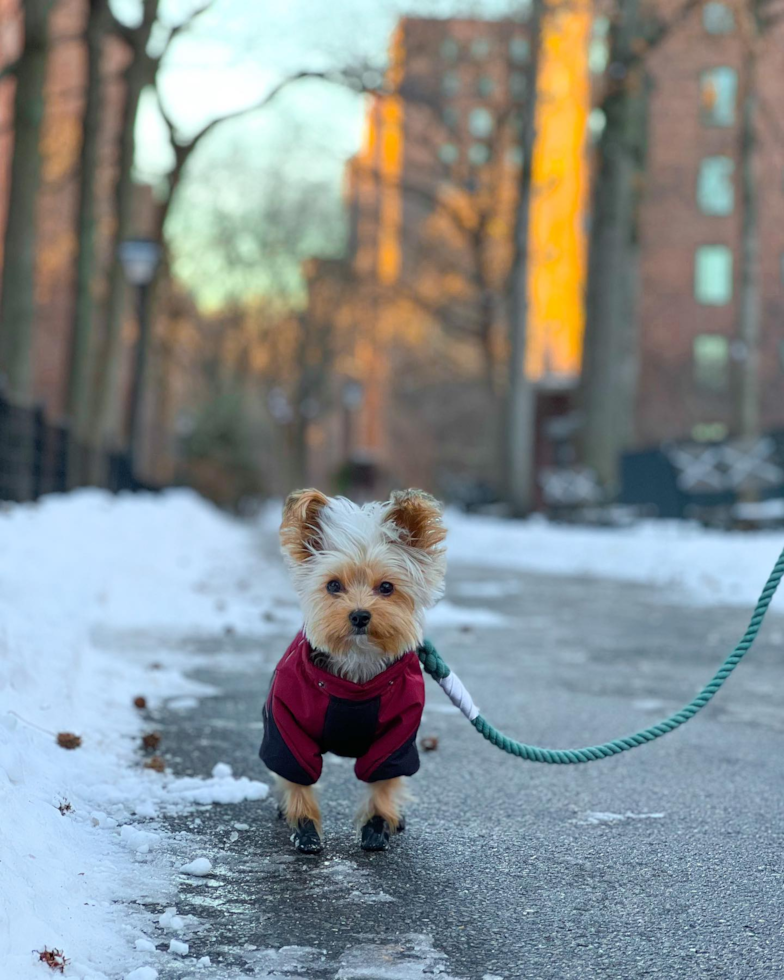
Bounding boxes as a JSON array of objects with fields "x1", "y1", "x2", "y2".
[
  {"x1": 159, "y1": 907, "x2": 186, "y2": 932},
  {"x1": 334, "y1": 932, "x2": 464, "y2": 979},
  {"x1": 576, "y1": 811, "x2": 666, "y2": 825},
  {"x1": 180, "y1": 857, "x2": 213, "y2": 876},
  {"x1": 125, "y1": 968, "x2": 159, "y2": 980}
]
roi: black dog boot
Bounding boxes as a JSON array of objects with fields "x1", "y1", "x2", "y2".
[
  {"x1": 291, "y1": 819, "x2": 322, "y2": 854},
  {"x1": 361, "y1": 815, "x2": 391, "y2": 851}
]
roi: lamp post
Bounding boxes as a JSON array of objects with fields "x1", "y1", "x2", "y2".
[
  {"x1": 118, "y1": 238, "x2": 161, "y2": 473},
  {"x1": 341, "y1": 379, "x2": 364, "y2": 463}
]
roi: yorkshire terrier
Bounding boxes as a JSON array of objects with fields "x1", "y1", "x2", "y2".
[{"x1": 260, "y1": 488, "x2": 447, "y2": 853}]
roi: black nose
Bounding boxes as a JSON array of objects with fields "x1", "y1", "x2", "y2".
[{"x1": 349, "y1": 609, "x2": 371, "y2": 629}]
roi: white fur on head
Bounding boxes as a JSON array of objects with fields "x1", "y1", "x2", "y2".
[{"x1": 280, "y1": 489, "x2": 447, "y2": 673}]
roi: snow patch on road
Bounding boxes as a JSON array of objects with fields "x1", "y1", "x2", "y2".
[
  {"x1": 446, "y1": 510, "x2": 784, "y2": 608},
  {"x1": 427, "y1": 599, "x2": 507, "y2": 628}
]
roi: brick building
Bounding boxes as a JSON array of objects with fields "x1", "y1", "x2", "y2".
[
  {"x1": 340, "y1": 11, "x2": 591, "y2": 492},
  {"x1": 0, "y1": 0, "x2": 130, "y2": 420},
  {"x1": 636, "y1": 0, "x2": 784, "y2": 446}
]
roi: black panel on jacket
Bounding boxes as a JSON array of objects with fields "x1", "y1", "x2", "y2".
[
  {"x1": 259, "y1": 704, "x2": 314, "y2": 786},
  {"x1": 321, "y1": 695, "x2": 380, "y2": 758},
  {"x1": 367, "y1": 732, "x2": 420, "y2": 782}
]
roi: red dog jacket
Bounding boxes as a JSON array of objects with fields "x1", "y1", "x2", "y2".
[{"x1": 259, "y1": 630, "x2": 425, "y2": 786}]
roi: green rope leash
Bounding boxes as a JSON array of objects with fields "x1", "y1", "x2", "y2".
[{"x1": 417, "y1": 545, "x2": 784, "y2": 764}]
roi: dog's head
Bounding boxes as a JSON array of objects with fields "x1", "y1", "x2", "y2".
[{"x1": 280, "y1": 489, "x2": 446, "y2": 661}]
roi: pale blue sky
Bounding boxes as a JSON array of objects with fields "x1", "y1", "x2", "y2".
[
  {"x1": 116, "y1": 0, "x2": 523, "y2": 305},
  {"x1": 136, "y1": 0, "x2": 521, "y2": 177}
]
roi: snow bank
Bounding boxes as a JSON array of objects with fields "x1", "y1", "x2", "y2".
[
  {"x1": 446, "y1": 511, "x2": 784, "y2": 608},
  {"x1": 0, "y1": 490, "x2": 272, "y2": 979}
]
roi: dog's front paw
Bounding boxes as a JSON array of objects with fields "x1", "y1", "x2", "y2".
[
  {"x1": 360, "y1": 815, "x2": 391, "y2": 851},
  {"x1": 291, "y1": 819, "x2": 322, "y2": 854}
]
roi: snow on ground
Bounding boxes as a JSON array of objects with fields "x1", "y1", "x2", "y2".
[
  {"x1": 446, "y1": 510, "x2": 784, "y2": 608},
  {"x1": 2, "y1": 490, "x2": 781, "y2": 978},
  {"x1": 0, "y1": 490, "x2": 278, "y2": 979}
]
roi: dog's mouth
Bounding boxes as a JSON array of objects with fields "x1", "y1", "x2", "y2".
[{"x1": 351, "y1": 626, "x2": 369, "y2": 636}]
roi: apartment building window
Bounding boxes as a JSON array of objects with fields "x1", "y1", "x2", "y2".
[
  {"x1": 471, "y1": 37, "x2": 491, "y2": 60},
  {"x1": 697, "y1": 156, "x2": 735, "y2": 215},
  {"x1": 468, "y1": 143, "x2": 491, "y2": 166},
  {"x1": 692, "y1": 422, "x2": 728, "y2": 442},
  {"x1": 589, "y1": 17, "x2": 610, "y2": 74},
  {"x1": 510, "y1": 72, "x2": 527, "y2": 100},
  {"x1": 700, "y1": 67, "x2": 737, "y2": 126},
  {"x1": 441, "y1": 38, "x2": 460, "y2": 62},
  {"x1": 443, "y1": 106, "x2": 459, "y2": 130},
  {"x1": 477, "y1": 75, "x2": 495, "y2": 98},
  {"x1": 509, "y1": 37, "x2": 530, "y2": 64},
  {"x1": 507, "y1": 145, "x2": 524, "y2": 167},
  {"x1": 695, "y1": 245, "x2": 733, "y2": 304},
  {"x1": 469, "y1": 107, "x2": 494, "y2": 138},
  {"x1": 442, "y1": 72, "x2": 460, "y2": 97},
  {"x1": 439, "y1": 143, "x2": 459, "y2": 166},
  {"x1": 694, "y1": 334, "x2": 729, "y2": 390},
  {"x1": 703, "y1": 2, "x2": 734, "y2": 34},
  {"x1": 588, "y1": 107, "x2": 607, "y2": 141}
]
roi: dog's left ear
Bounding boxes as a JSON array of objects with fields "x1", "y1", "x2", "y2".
[
  {"x1": 384, "y1": 489, "x2": 446, "y2": 553},
  {"x1": 280, "y1": 488, "x2": 329, "y2": 562}
]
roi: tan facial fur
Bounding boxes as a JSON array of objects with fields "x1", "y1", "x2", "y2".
[{"x1": 279, "y1": 489, "x2": 447, "y2": 669}]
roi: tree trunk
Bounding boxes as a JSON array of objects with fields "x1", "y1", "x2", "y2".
[
  {"x1": 0, "y1": 0, "x2": 53, "y2": 404},
  {"x1": 88, "y1": 0, "x2": 158, "y2": 458},
  {"x1": 505, "y1": 0, "x2": 543, "y2": 517},
  {"x1": 736, "y1": 36, "x2": 760, "y2": 439},
  {"x1": 578, "y1": 0, "x2": 648, "y2": 491},
  {"x1": 67, "y1": 0, "x2": 106, "y2": 481}
]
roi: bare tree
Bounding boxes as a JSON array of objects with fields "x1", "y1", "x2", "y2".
[
  {"x1": 735, "y1": 0, "x2": 782, "y2": 437},
  {"x1": 579, "y1": 0, "x2": 704, "y2": 490},
  {"x1": 506, "y1": 0, "x2": 544, "y2": 516},
  {"x1": 67, "y1": 0, "x2": 109, "y2": 466},
  {"x1": 0, "y1": 0, "x2": 55, "y2": 403},
  {"x1": 86, "y1": 0, "x2": 160, "y2": 462}
]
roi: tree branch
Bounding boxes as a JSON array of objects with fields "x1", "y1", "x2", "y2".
[
  {"x1": 0, "y1": 59, "x2": 20, "y2": 83},
  {"x1": 163, "y1": 0, "x2": 218, "y2": 44}
]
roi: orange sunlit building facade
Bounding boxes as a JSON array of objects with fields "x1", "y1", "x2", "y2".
[{"x1": 341, "y1": 10, "x2": 591, "y2": 487}]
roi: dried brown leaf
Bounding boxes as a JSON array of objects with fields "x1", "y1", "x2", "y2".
[
  {"x1": 56, "y1": 732, "x2": 82, "y2": 750},
  {"x1": 35, "y1": 948, "x2": 67, "y2": 973},
  {"x1": 144, "y1": 755, "x2": 166, "y2": 773},
  {"x1": 142, "y1": 731, "x2": 161, "y2": 751}
]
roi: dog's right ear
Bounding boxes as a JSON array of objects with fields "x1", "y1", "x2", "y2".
[{"x1": 280, "y1": 489, "x2": 329, "y2": 563}]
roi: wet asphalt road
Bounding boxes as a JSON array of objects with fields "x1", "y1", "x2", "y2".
[{"x1": 140, "y1": 561, "x2": 784, "y2": 980}]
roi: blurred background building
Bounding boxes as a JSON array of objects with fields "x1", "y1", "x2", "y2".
[{"x1": 0, "y1": 0, "x2": 783, "y2": 519}]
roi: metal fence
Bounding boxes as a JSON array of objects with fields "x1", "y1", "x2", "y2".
[
  {"x1": 0, "y1": 389, "x2": 155, "y2": 502},
  {"x1": 621, "y1": 431, "x2": 784, "y2": 524}
]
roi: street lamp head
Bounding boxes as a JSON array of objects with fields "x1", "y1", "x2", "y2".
[{"x1": 118, "y1": 238, "x2": 162, "y2": 286}]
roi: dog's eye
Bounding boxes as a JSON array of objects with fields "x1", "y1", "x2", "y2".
[
  {"x1": 326, "y1": 580, "x2": 342, "y2": 594},
  {"x1": 378, "y1": 581, "x2": 394, "y2": 596}
]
